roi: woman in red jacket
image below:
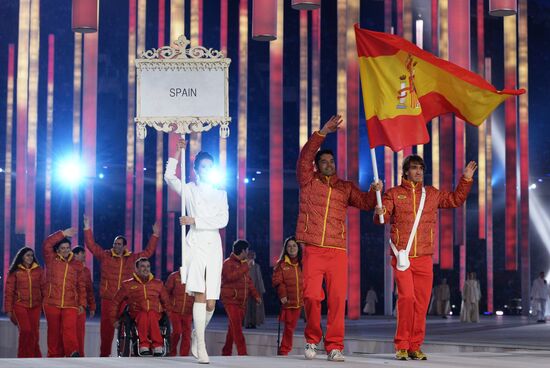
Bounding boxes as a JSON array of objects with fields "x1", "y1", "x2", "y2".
[
  {"x1": 272, "y1": 236, "x2": 303, "y2": 355},
  {"x1": 4, "y1": 247, "x2": 44, "y2": 357}
]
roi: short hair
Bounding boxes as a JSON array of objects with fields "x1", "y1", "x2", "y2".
[
  {"x1": 72, "y1": 246, "x2": 85, "y2": 255},
  {"x1": 232, "y1": 239, "x2": 249, "y2": 255},
  {"x1": 314, "y1": 149, "x2": 334, "y2": 169},
  {"x1": 114, "y1": 235, "x2": 127, "y2": 246},
  {"x1": 53, "y1": 238, "x2": 71, "y2": 253},
  {"x1": 402, "y1": 155, "x2": 425, "y2": 179},
  {"x1": 135, "y1": 257, "x2": 150, "y2": 268},
  {"x1": 194, "y1": 151, "x2": 214, "y2": 171}
]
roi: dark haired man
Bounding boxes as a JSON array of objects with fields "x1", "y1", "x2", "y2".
[
  {"x1": 110, "y1": 257, "x2": 170, "y2": 356},
  {"x1": 72, "y1": 246, "x2": 96, "y2": 356},
  {"x1": 83, "y1": 215, "x2": 159, "y2": 356},
  {"x1": 374, "y1": 155, "x2": 476, "y2": 360},
  {"x1": 296, "y1": 115, "x2": 382, "y2": 362},
  {"x1": 220, "y1": 240, "x2": 261, "y2": 356}
]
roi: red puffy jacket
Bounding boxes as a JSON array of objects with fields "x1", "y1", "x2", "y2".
[
  {"x1": 272, "y1": 256, "x2": 303, "y2": 309},
  {"x1": 295, "y1": 132, "x2": 377, "y2": 250},
  {"x1": 221, "y1": 254, "x2": 260, "y2": 309},
  {"x1": 43, "y1": 231, "x2": 86, "y2": 309},
  {"x1": 3, "y1": 263, "x2": 44, "y2": 312},
  {"x1": 165, "y1": 271, "x2": 194, "y2": 315},
  {"x1": 110, "y1": 273, "x2": 170, "y2": 322},
  {"x1": 84, "y1": 229, "x2": 158, "y2": 300},
  {"x1": 375, "y1": 177, "x2": 473, "y2": 257}
]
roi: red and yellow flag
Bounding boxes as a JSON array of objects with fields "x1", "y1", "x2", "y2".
[{"x1": 355, "y1": 25, "x2": 525, "y2": 152}]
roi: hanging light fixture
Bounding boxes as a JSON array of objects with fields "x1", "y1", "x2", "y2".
[
  {"x1": 72, "y1": 0, "x2": 98, "y2": 33},
  {"x1": 291, "y1": 0, "x2": 321, "y2": 10},
  {"x1": 488, "y1": 0, "x2": 517, "y2": 16},
  {"x1": 252, "y1": 0, "x2": 277, "y2": 41}
]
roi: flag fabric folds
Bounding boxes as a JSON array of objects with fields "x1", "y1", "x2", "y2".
[{"x1": 354, "y1": 25, "x2": 525, "y2": 152}]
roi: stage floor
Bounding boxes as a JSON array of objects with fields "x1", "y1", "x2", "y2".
[{"x1": 1, "y1": 352, "x2": 550, "y2": 368}]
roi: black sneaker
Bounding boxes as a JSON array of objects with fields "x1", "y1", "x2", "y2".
[{"x1": 70, "y1": 351, "x2": 80, "y2": 358}]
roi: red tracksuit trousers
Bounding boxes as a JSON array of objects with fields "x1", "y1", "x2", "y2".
[
  {"x1": 277, "y1": 308, "x2": 301, "y2": 355},
  {"x1": 43, "y1": 304, "x2": 79, "y2": 357},
  {"x1": 13, "y1": 304, "x2": 42, "y2": 357},
  {"x1": 169, "y1": 312, "x2": 193, "y2": 356},
  {"x1": 303, "y1": 245, "x2": 348, "y2": 352},
  {"x1": 77, "y1": 312, "x2": 87, "y2": 356},
  {"x1": 131, "y1": 310, "x2": 163, "y2": 349},
  {"x1": 221, "y1": 304, "x2": 247, "y2": 356},
  {"x1": 100, "y1": 298, "x2": 114, "y2": 357},
  {"x1": 393, "y1": 255, "x2": 433, "y2": 351}
]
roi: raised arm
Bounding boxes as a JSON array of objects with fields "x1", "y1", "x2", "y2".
[
  {"x1": 43, "y1": 228, "x2": 76, "y2": 264},
  {"x1": 83, "y1": 215, "x2": 107, "y2": 261},
  {"x1": 137, "y1": 222, "x2": 160, "y2": 258},
  {"x1": 438, "y1": 162, "x2": 476, "y2": 208},
  {"x1": 164, "y1": 139, "x2": 187, "y2": 195}
]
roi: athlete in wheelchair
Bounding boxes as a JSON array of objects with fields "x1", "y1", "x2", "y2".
[{"x1": 111, "y1": 257, "x2": 172, "y2": 356}]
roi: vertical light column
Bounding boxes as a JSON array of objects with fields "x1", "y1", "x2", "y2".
[
  {"x1": 438, "y1": 0, "x2": 453, "y2": 270},
  {"x1": 269, "y1": 0, "x2": 284, "y2": 265},
  {"x1": 298, "y1": 11, "x2": 308, "y2": 149},
  {"x1": 155, "y1": 0, "x2": 166, "y2": 275},
  {"x1": 44, "y1": 35, "x2": 55, "y2": 237},
  {"x1": 485, "y1": 57, "x2": 494, "y2": 313},
  {"x1": 415, "y1": 19, "x2": 424, "y2": 158},
  {"x1": 15, "y1": 0, "x2": 30, "y2": 235},
  {"x1": 237, "y1": 0, "x2": 248, "y2": 239},
  {"x1": 311, "y1": 9, "x2": 321, "y2": 133},
  {"x1": 3, "y1": 44, "x2": 15, "y2": 286},
  {"x1": 133, "y1": 0, "x2": 146, "y2": 253},
  {"x1": 477, "y1": 0, "x2": 486, "y2": 240},
  {"x1": 72, "y1": 33, "x2": 83, "y2": 243},
  {"x1": 383, "y1": 0, "x2": 394, "y2": 316},
  {"x1": 25, "y1": 0, "x2": 40, "y2": 246},
  {"x1": 448, "y1": 0, "x2": 469, "y2": 286},
  {"x1": 219, "y1": 0, "x2": 228, "y2": 251},
  {"x1": 430, "y1": 0, "x2": 440, "y2": 265},
  {"x1": 168, "y1": 0, "x2": 185, "y2": 271},
  {"x1": 82, "y1": 30, "x2": 99, "y2": 273},
  {"x1": 189, "y1": 0, "x2": 203, "y2": 168},
  {"x1": 336, "y1": 0, "x2": 347, "y2": 180},
  {"x1": 504, "y1": 14, "x2": 517, "y2": 271},
  {"x1": 125, "y1": 0, "x2": 137, "y2": 249},
  {"x1": 346, "y1": 0, "x2": 361, "y2": 320},
  {"x1": 518, "y1": 0, "x2": 529, "y2": 314}
]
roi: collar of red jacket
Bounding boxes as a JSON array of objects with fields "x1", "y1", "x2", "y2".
[
  {"x1": 314, "y1": 172, "x2": 340, "y2": 186},
  {"x1": 230, "y1": 253, "x2": 247, "y2": 263},
  {"x1": 111, "y1": 248, "x2": 132, "y2": 258},
  {"x1": 283, "y1": 255, "x2": 299, "y2": 266},
  {"x1": 133, "y1": 272, "x2": 154, "y2": 284},
  {"x1": 56, "y1": 252, "x2": 74, "y2": 263},
  {"x1": 401, "y1": 177, "x2": 423, "y2": 189},
  {"x1": 18, "y1": 262, "x2": 39, "y2": 271}
]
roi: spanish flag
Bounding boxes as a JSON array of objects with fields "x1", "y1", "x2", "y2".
[{"x1": 355, "y1": 25, "x2": 525, "y2": 152}]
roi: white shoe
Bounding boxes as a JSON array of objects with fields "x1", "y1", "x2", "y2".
[
  {"x1": 304, "y1": 343, "x2": 317, "y2": 360},
  {"x1": 197, "y1": 343, "x2": 209, "y2": 364},
  {"x1": 191, "y1": 330, "x2": 198, "y2": 358},
  {"x1": 139, "y1": 346, "x2": 151, "y2": 355},
  {"x1": 327, "y1": 349, "x2": 345, "y2": 362}
]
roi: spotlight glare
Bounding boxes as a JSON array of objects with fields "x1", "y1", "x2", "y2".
[
  {"x1": 529, "y1": 183, "x2": 537, "y2": 190},
  {"x1": 206, "y1": 168, "x2": 225, "y2": 186},
  {"x1": 244, "y1": 178, "x2": 250, "y2": 184},
  {"x1": 495, "y1": 310, "x2": 504, "y2": 316},
  {"x1": 98, "y1": 173, "x2": 104, "y2": 179},
  {"x1": 56, "y1": 156, "x2": 84, "y2": 186},
  {"x1": 0, "y1": 167, "x2": 4, "y2": 173}
]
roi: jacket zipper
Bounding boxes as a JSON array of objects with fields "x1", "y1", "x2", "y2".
[
  {"x1": 294, "y1": 265, "x2": 300, "y2": 308},
  {"x1": 320, "y1": 177, "x2": 332, "y2": 246},
  {"x1": 412, "y1": 185, "x2": 417, "y2": 257},
  {"x1": 61, "y1": 262, "x2": 69, "y2": 308},
  {"x1": 27, "y1": 269, "x2": 33, "y2": 308}
]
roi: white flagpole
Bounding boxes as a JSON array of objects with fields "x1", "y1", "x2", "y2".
[
  {"x1": 179, "y1": 134, "x2": 187, "y2": 280},
  {"x1": 370, "y1": 148, "x2": 384, "y2": 224}
]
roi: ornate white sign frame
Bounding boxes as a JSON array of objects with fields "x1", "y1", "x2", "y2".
[{"x1": 134, "y1": 35, "x2": 231, "y2": 139}]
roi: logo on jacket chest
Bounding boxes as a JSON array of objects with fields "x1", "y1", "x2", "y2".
[{"x1": 397, "y1": 195, "x2": 407, "y2": 200}]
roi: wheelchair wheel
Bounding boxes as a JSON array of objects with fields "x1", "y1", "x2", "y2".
[
  {"x1": 117, "y1": 314, "x2": 134, "y2": 357},
  {"x1": 159, "y1": 312, "x2": 172, "y2": 357}
]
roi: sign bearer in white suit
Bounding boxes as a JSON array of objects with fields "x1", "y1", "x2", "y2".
[{"x1": 165, "y1": 139, "x2": 229, "y2": 364}]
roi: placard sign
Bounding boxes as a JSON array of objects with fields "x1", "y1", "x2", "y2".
[{"x1": 135, "y1": 35, "x2": 231, "y2": 139}]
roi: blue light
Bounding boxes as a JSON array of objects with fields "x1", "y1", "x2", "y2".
[
  {"x1": 98, "y1": 173, "x2": 105, "y2": 179},
  {"x1": 206, "y1": 168, "x2": 226, "y2": 186},
  {"x1": 56, "y1": 156, "x2": 85, "y2": 187},
  {"x1": 244, "y1": 178, "x2": 250, "y2": 184}
]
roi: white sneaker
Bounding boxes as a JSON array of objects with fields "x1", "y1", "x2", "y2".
[
  {"x1": 197, "y1": 343, "x2": 209, "y2": 364},
  {"x1": 139, "y1": 346, "x2": 151, "y2": 355},
  {"x1": 304, "y1": 343, "x2": 317, "y2": 360},
  {"x1": 327, "y1": 349, "x2": 345, "y2": 362},
  {"x1": 191, "y1": 330, "x2": 198, "y2": 358},
  {"x1": 153, "y1": 346, "x2": 164, "y2": 356}
]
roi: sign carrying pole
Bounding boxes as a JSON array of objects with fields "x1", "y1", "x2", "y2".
[{"x1": 135, "y1": 35, "x2": 231, "y2": 280}]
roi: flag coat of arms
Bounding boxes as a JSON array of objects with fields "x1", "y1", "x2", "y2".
[{"x1": 354, "y1": 25, "x2": 525, "y2": 152}]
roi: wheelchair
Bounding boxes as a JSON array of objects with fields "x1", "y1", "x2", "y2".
[{"x1": 116, "y1": 305, "x2": 171, "y2": 357}]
